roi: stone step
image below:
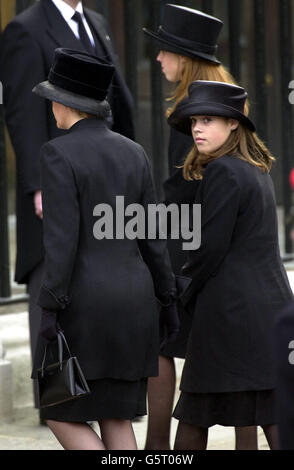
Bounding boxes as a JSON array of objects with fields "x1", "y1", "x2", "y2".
[
  {"x1": 0, "y1": 404, "x2": 270, "y2": 450},
  {"x1": 0, "y1": 311, "x2": 33, "y2": 410}
]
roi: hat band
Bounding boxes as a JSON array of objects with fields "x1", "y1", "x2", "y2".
[
  {"x1": 157, "y1": 26, "x2": 217, "y2": 56},
  {"x1": 169, "y1": 100, "x2": 255, "y2": 132},
  {"x1": 186, "y1": 101, "x2": 246, "y2": 117},
  {"x1": 48, "y1": 69, "x2": 107, "y2": 101}
]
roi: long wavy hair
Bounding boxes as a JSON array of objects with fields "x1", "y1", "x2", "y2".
[
  {"x1": 166, "y1": 56, "x2": 249, "y2": 117},
  {"x1": 182, "y1": 122, "x2": 275, "y2": 181}
]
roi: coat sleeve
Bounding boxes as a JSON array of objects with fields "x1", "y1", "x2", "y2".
[
  {"x1": 137, "y1": 151, "x2": 177, "y2": 305},
  {"x1": 0, "y1": 20, "x2": 49, "y2": 194},
  {"x1": 181, "y1": 159, "x2": 241, "y2": 307},
  {"x1": 37, "y1": 143, "x2": 79, "y2": 311}
]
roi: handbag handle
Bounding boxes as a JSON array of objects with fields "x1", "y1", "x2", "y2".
[{"x1": 40, "y1": 330, "x2": 72, "y2": 377}]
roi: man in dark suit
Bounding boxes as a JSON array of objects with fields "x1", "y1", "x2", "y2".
[{"x1": 0, "y1": 0, "x2": 134, "y2": 410}]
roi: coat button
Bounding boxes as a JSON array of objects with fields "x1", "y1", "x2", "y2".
[{"x1": 59, "y1": 295, "x2": 69, "y2": 304}]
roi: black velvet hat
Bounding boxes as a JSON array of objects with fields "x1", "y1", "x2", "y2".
[
  {"x1": 143, "y1": 4, "x2": 223, "y2": 64},
  {"x1": 33, "y1": 48, "x2": 115, "y2": 115},
  {"x1": 168, "y1": 80, "x2": 255, "y2": 134}
]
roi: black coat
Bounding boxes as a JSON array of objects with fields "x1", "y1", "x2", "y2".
[
  {"x1": 168, "y1": 127, "x2": 193, "y2": 177},
  {"x1": 180, "y1": 155, "x2": 293, "y2": 393},
  {"x1": 164, "y1": 127, "x2": 196, "y2": 274},
  {"x1": 159, "y1": 126, "x2": 198, "y2": 358},
  {"x1": 0, "y1": 0, "x2": 134, "y2": 283},
  {"x1": 32, "y1": 118, "x2": 176, "y2": 380}
]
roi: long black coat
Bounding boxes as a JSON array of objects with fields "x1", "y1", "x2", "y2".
[
  {"x1": 32, "y1": 118, "x2": 176, "y2": 381},
  {"x1": 159, "y1": 127, "x2": 198, "y2": 358},
  {"x1": 0, "y1": 0, "x2": 134, "y2": 283},
  {"x1": 165, "y1": 127, "x2": 197, "y2": 274},
  {"x1": 180, "y1": 155, "x2": 293, "y2": 393}
]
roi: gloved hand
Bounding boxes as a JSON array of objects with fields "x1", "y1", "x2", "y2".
[
  {"x1": 160, "y1": 301, "x2": 180, "y2": 351},
  {"x1": 40, "y1": 309, "x2": 58, "y2": 343}
]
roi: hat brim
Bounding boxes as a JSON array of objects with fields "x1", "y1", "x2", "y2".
[
  {"x1": 143, "y1": 28, "x2": 221, "y2": 64},
  {"x1": 168, "y1": 101, "x2": 256, "y2": 134},
  {"x1": 32, "y1": 81, "x2": 109, "y2": 116}
]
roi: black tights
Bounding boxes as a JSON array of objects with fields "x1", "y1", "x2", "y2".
[
  {"x1": 174, "y1": 422, "x2": 280, "y2": 450},
  {"x1": 145, "y1": 356, "x2": 264, "y2": 450},
  {"x1": 145, "y1": 355, "x2": 176, "y2": 449}
]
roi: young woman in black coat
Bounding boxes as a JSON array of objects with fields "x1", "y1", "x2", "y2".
[
  {"x1": 143, "y1": 4, "x2": 253, "y2": 450},
  {"x1": 31, "y1": 48, "x2": 179, "y2": 450},
  {"x1": 168, "y1": 80, "x2": 294, "y2": 450}
]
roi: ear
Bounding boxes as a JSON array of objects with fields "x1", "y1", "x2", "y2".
[
  {"x1": 179, "y1": 55, "x2": 187, "y2": 66},
  {"x1": 229, "y1": 119, "x2": 239, "y2": 131}
]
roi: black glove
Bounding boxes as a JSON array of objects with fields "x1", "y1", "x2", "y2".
[
  {"x1": 160, "y1": 301, "x2": 180, "y2": 351},
  {"x1": 40, "y1": 309, "x2": 58, "y2": 343}
]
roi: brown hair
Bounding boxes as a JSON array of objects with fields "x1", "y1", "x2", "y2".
[
  {"x1": 71, "y1": 103, "x2": 111, "y2": 120},
  {"x1": 166, "y1": 56, "x2": 249, "y2": 117},
  {"x1": 75, "y1": 109, "x2": 95, "y2": 119},
  {"x1": 182, "y1": 121, "x2": 275, "y2": 181}
]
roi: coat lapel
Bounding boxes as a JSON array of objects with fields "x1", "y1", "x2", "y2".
[
  {"x1": 84, "y1": 8, "x2": 118, "y2": 65},
  {"x1": 41, "y1": 0, "x2": 84, "y2": 51},
  {"x1": 83, "y1": 7, "x2": 133, "y2": 108}
]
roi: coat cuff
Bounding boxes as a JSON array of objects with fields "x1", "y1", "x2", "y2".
[{"x1": 38, "y1": 285, "x2": 70, "y2": 311}]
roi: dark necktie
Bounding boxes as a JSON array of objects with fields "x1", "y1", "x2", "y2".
[{"x1": 72, "y1": 11, "x2": 95, "y2": 55}]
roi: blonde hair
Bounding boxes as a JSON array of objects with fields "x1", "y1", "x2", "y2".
[
  {"x1": 166, "y1": 56, "x2": 249, "y2": 117},
  {"x1": 182, "y1": 122, "x2": 275, "y2": 181}
]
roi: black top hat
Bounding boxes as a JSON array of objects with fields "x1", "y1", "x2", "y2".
[
  {"x1": 33, "y1": 48, "x2": 115, "y2": 115},
  {"x1": 143, "y1": 4, "x2": 223, "y2": 64},
  {"x1": 168, "y1": 80, "x2": 255, "y2": 133}
]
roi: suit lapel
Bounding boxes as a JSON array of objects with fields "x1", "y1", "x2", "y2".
[
  {"x1": 41, "y1": 0, "x2": 84, "y2": 51},
  {"x1": 84, "y1": 7, "x2": 131, "y2": 101},
  {"x1": 84, "y1": 8, "x2": 118, "y2": 65},
  {"x1": 84, "y1": 8, "x2": 134, "y2": 129}
]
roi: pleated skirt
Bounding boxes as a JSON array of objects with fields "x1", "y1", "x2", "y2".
[{"x1": 173, "y1": 389, "x2": 276, "y2": 427}]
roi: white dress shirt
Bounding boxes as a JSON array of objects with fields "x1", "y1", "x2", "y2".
[{"x1": 51, "y1": 0, "x2": 95, "y2": 47}]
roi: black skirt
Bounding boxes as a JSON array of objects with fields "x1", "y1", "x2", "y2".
[
  {"x1": 40, "y1": 377, "x2": 147, "y2": 422},
  {"x1": 173, "y1": 389, "x2": 276, "y2": 427}
]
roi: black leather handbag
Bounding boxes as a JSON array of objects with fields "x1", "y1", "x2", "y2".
[{"x1": 37, "y1": 331, "x2": 90, "y2": 408}]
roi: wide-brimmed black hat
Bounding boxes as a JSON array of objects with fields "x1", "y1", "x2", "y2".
[
  {"x1": 143, "y1": 4, "x2": 223, "y2": 64},
  {"x1": 33, "y1": 48, "x2": 115, "y2": 115},
  {"x1": 168, "y1": 80, "x2": 255, "y2": 133}
]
